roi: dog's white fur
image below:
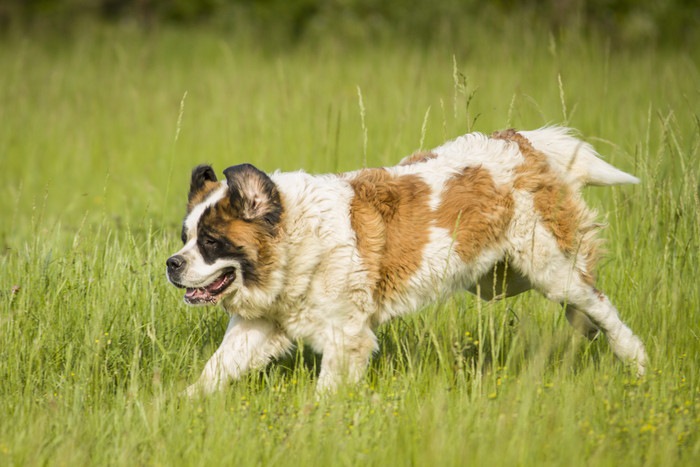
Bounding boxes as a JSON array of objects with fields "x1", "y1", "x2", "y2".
[{"x1": 167, "y1": 127, "x2": 647, "y2": 395}]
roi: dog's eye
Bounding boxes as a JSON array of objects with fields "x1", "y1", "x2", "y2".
[{"x1": 201, "y1": 236, "x2": 218, "y2": 248}]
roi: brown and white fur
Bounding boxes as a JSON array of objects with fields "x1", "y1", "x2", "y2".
[{"x1": 166, "y1": 127, "x2": 647, "y2": 395}]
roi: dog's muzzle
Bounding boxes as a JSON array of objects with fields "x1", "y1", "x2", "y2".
[{"x1": 166, "y1": 255, "x2": 236, "y2": 305}]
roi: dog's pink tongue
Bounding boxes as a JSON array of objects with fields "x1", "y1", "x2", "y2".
[
  {"x1": 185, "y1": 288, "x2": 210, "y2": 300},
  {"x1": 206, "y1": 275, "x2": 228, "y2": 292}
]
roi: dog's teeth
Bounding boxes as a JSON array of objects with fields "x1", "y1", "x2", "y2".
[
  {"x1": 207, "y1": 276, "x2": 226, "y2": 291},
  {"x1": 185, "y1": 288, "x2": 209, "y2": 300}
]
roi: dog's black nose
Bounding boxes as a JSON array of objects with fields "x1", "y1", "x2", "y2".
[{"x1": 166, "y1": 255, "x2": 185, "y2": 272}]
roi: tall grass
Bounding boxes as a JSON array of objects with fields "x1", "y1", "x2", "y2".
[{"x1": 1, "y1": 22, "x2": 699, "y2": 465}]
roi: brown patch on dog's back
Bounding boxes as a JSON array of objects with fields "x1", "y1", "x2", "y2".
[
  {"x1": 399, "y1": 151, "x2": 438, "y2": 166},
  {"x1": 435, "y1": 167, "x2": 514, "y2": 263},
  {"x1": 492, "y1": 129, "x2": 601, "y2": 284},
  {"x1": 349, "y1": 169, "x2": 432, "y2": 303},
  {"x1": 492, "y1": 129, "x2": 581, "y2": 253}
]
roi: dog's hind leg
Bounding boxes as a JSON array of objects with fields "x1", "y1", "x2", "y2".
[
  {"x1": 510, "y1": 236, "x2": 647, "y2": 376},
  {"x1": 564, "y1": 305, "x2": 601, "y2": 340},
  {"x1": 186, "y1": 315, "x2": 293, "y2": 396},
  {"x1": 560, "y1": 284, "x2": 646, "y2": 376},
  {"x1": 470, "y1": 259, "x2": 602, "y2": 339}
]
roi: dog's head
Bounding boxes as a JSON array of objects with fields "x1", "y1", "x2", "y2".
[{"x1": 166, "y1": 163, "x2": 282, "y2": 305}]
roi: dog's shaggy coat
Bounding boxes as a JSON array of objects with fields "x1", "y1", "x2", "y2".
[{"x1": 166, "y1": 127, "x2": 647, "y2": 394}]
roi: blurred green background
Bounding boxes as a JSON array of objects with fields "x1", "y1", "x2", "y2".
[{"x1": 2, "y1": 0, "x2": 698, "y2": 48}]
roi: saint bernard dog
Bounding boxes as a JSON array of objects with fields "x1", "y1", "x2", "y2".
[{"x1": 166, "y1": 127, "x2": 647, "y2": 395}]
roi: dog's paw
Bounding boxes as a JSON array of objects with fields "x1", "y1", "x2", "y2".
[
  {"x1": 634, "y1": 346, "x2": 648, "y2": 378},
  {"x1": 181, "y1": 383, "x2": 203, "y2": 399}
]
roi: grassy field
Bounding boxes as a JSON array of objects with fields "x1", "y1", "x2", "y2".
[{"x1": 1, "y1": 21, "x2": 699, "y2": 466}]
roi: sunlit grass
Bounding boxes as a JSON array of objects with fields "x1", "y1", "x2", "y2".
[{"x1": 1, "y1": 23, "x2": 698, "y2": 466}]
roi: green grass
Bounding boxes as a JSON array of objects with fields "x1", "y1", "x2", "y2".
[{"x1": 1, "y1": 22, "x2": 699, "y2": 466}]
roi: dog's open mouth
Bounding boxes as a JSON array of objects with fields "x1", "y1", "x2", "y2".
[{"x1": 183, "y1": 269, "x2": 236, "y2": 305}]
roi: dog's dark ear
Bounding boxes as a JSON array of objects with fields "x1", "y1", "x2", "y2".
[
  {"x1": 223, "y1": 164, "x2": 282, "y2": 227},
  {"x1": 188, "y1": 165, "x2": 218, "y2": 203}
]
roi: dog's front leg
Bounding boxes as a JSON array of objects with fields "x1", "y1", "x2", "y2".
[
  {"x1": 186, "y1": 315, "x2": 292, "y2": 396},
  {"x1": 316, "y1": 326, "x2": 377, "y2": 393}
]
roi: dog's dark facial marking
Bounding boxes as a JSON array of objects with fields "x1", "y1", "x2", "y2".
[
  {"x1": 223, "y1": 164, "x2": 282, "y2": 230},
  {"x1": 196, "y1": 206, "x2": 262, "y2": 285},
  {"x1": 196, "y1": 215, "x2": 245, "y2": 262},
  {"x1": 188, "y1": 165, "x2": 220, "y2": 211}
]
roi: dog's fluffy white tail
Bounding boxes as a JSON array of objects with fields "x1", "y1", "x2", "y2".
[{"x1": 520, "y1": 127, "x2": 640, "y2": 189}]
